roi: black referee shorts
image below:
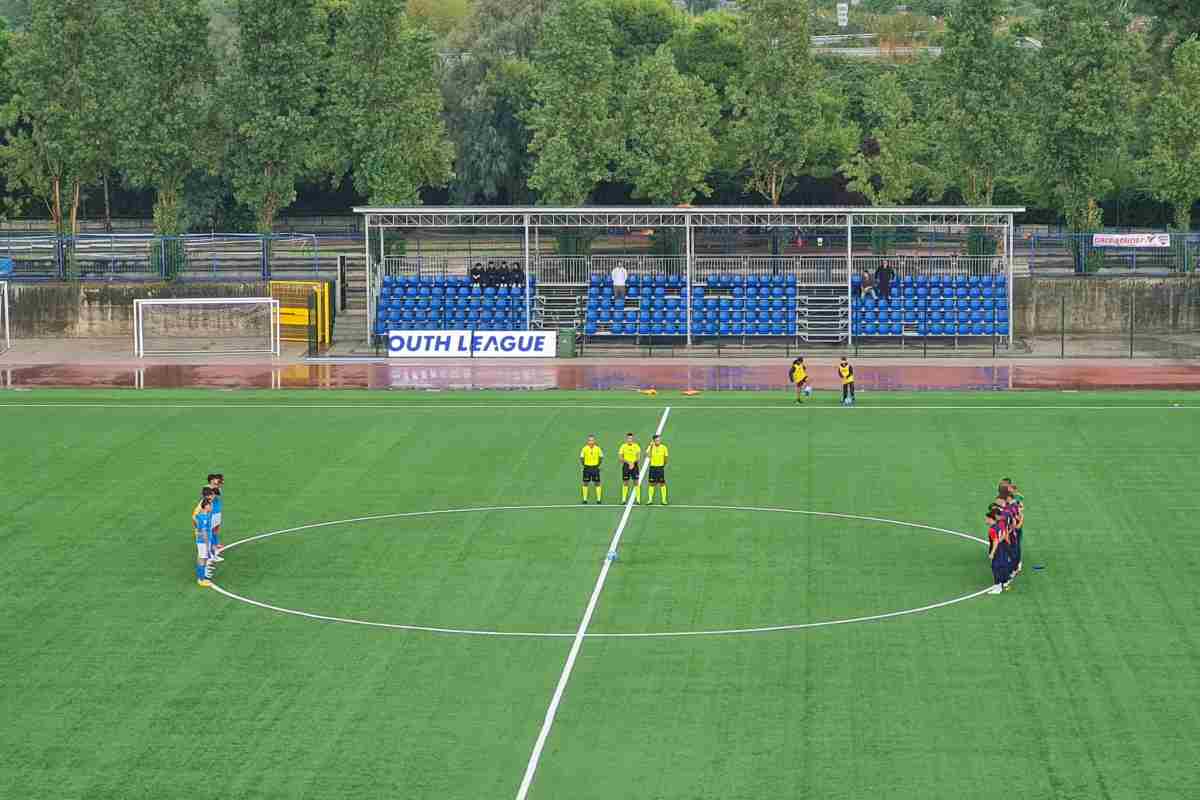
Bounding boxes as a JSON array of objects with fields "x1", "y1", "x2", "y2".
[
  {"x1": 622, "y1": 462, "x2": 639, "y2": 482},
  {"x1": 582, "y1": 466, "x2": 601, "y2": 483},
  {"x1": 648, "y1": 466, "x2": 666, "y2": 484}
]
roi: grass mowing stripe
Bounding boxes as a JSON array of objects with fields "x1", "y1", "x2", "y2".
[{"x1": 515, "y1": 406, "x2": 672, "y2": 800}]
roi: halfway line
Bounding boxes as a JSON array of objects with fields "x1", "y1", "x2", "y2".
[{"x1": 514, "y1": 405, "x2": 671, "y2": 800}]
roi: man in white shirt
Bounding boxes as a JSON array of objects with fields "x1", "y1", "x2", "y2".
[{"x1": 611, "y1": 263, "x2": 628, "y2": 305}]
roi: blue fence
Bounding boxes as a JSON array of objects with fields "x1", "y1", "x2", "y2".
[{"x1": 0, "y1": 233, "x2": 337, "y2": 281}]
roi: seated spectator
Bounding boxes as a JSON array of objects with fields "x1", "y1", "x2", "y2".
[
  {"x1": 860, "y1": 269, "x2": 878, "y2": 299},
  {"x1": 470, "y1": 261, "x2": 483, "y2": 285}
]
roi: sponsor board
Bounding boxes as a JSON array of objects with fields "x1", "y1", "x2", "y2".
[
  {"x1": 1092, "y1": 233, "x2": 1171, "y2": 248},
  {"x1": 387, "y1": 329, "x2": 556, "y2": 358}
]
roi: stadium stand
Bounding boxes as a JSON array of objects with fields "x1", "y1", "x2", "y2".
[
  {"x1": 373, "y1": 260, "x2": 1008, "y2": 341},
  {"x1": 373, "y1": 274, "x2": 533, "y2": 335}
]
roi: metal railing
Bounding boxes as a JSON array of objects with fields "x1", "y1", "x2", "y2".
[{"x1": 0, "y1": 233, "x2": 324, "y2": 281}]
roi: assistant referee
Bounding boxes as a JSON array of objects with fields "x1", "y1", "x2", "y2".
[
  {"x1": 580, "y1": 434, "x2": 603, "y2": 504},
  {"x1": 646, "y1": 434, "x2": 669, "y2": 506},
  {"x1": 618, "y1": 433, "x2": 642, "y2": 505}
]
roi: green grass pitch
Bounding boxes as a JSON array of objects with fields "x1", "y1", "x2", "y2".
[{"x1": 2, "y1": 389, "x2": 1199, "y2": 799}]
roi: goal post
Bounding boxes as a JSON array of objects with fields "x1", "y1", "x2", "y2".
[
  {"x1": 133, "y1": 297, "x2": 280, "y2": 358},
  {"x1": 0, "y1": 281, "x2": 9, "y2": 354}
]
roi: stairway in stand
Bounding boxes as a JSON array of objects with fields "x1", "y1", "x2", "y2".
[
  {"x1": 797, "y1": 286, "x2": 848, "y2": 344},
  {"x1": 533, "y1": 286, "x2": 585, "y2": 331}
]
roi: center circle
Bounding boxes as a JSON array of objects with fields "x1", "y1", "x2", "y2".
[{"x1": 210, "y1": 505, "x2": 993, "y2": 638}]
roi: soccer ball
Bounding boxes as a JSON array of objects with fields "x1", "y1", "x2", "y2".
[{"x1": 802, "y1": 386, "x2": 813, "y2": 397}]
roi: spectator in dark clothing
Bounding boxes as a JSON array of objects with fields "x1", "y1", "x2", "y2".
[
  {"x1": 875, "y1": 261, "x2": 895, "y2": 300},
  {"x1": 509, "y1": 261, "x2": 523, "y2": 287},
  {"x1": 470, "y1": 262, "x2": 484, "y2": 285}
]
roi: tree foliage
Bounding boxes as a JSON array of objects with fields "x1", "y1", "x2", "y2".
[
  {"x1": 526, "y1": 0, "x2": 619, "y2": 205},
  {"x1": 728, "y1": 0, "x2": 858, "y2": 205},
  {"x1": 323, "y1": 0, "x2": 454, "y2": 205},
  {"x1": 223, "y1": 0, "x2": 322, "y2": 233},
  {"x1": 619, "y1": 46, "x2": 720, "y2": 204},
  {"x1": 1030, "y1": 0, "x2": 1134, "y2": 232},
  {"x1": 113, "y1": 0, "x2": 215, "y2": 235},
  {"x1": 931, "y1": 0, "x2": 1029, "y2": 206},
  {"x1": 1144, "y1": 36, "x2": 1200, "y2": 231},
  {"x1": 0, "y1": 0, "x2": 108, "y2": 235},
  {"x1": 840, "y1": 73, "x2": 930, "y2": 205}
]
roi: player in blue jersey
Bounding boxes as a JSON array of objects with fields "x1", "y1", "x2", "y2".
[
  {"x1": 193, "y1": 492, "x2": 214, "y2": 587},
  {"x1": 206, "y1": 474, "x2": 225, "y2": 563}
]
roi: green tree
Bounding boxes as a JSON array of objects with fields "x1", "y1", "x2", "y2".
[
  {"x1": 323, "y1": 0, "x2": 454, "y2": 205},
  {"x1": 728, "y1": 0, "x2": 858, "y2": 205},
  {"x1": 606, "y1": 0, "x2": 686, "y2": 62},
  {"x1": 669, "y1": 9, "x2": 744, "y2": 108},
  {"x1": 840, "y1": 72, "x2": 930, "y2": 205},
  {"x1": 526, "y1": 0, "x2": 619, "y2": 205},
  {"x1": 223, "y1": 0, "x2": 321, "y2": 233},
  {"x1": 1031, "y1": 0, "x2": 1134, "y2": 234},
  {"x1": 113, "y1": 0, "x2": 215, "y2": 235},
  {"x1": 932, "y1": 0, "x2": 1029, "y2": 206},
  {"x1": 1144, "y1": 36, "x2": 1200, "y2": 231},
  {"x1": 406, "y1": 0, "x2": 473, "y2": 37},
  {"x1": 0, "y1": 0, "x2": 111, "y2": 237},
  {"x1": 453, "y1": 59, "x2": 536, "y2": 203},
  {"x1": 619, "y1": 46, "x2": 720, "y2": 204},
  {"x1": 443, "y1": 0, "x2": 550, "y2": 203}
]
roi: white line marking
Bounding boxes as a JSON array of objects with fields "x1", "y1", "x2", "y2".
[
  {"x1": 0, "y1": 402, "x2": 1194, "y2": 411},
  {"x1": 514, "y1": 406, "x2": 671, "y2": 800},
  {"x1": 208, "y1": 504, "x2": 995, "y2": 638}
]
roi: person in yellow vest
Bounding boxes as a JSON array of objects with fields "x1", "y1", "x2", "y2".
[
  {"x1": 789, "y1": 357, "x2": 811, "y2": 404},
  {"x1": 646, "y1": 434, "x2": 669, "y2": 505},
  {"x1": 580, "y1": 434, "x2": 604, "y2": 504},
  {"x1": 618, "y1": 432, "x2": 643, "y2": 504},
  {"x1": 838, "y1": 356, "x2": 856, "y2": 406}
]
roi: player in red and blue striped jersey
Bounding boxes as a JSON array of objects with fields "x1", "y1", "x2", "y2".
[{"x1": 985, "y1": 508, "x2": 1012, "y2": 593}]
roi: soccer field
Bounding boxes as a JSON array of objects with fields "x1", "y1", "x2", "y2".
[{"x1": 3, "y1": 389, "x2": 1198, "y2": 800}]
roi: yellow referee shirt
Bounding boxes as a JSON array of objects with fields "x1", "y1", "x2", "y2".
[
  {"x1": 580, "y1": 445, "x2": 603, "y2": 466},
  {"x1": 618, "y1": 442, "x2": 642, "y2": 465},
  {"x1": 791, "y1": 364, "x2": 807, "y2": 384},
  {"x1": 838, "y1": 363, "x2": 854, "y2": 384},
  {"x1": 648, "y1": 443, "x2": 669, "y2": 467}
]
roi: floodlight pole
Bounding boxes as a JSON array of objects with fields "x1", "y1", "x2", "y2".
[
  {"x1": 685, "y1": 214, "x2": 692, "y2": 347},
  {"x1": 364, "y1": 213, "x2": 372, "y2": 344},
  {"x1": 846, "y1": 213, "x2": 854, "y2": 348},
  {"x1": 523, "y1": 213, "x2": 531, "y2": 329}
]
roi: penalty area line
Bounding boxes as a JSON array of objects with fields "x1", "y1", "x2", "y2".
[{"x1": 514, "y1": 405, "x2": 671, "y2": 800}]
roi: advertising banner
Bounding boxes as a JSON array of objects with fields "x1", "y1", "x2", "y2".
[
  {"x1": 387, "y1": 330, "x2": 557, "y2": 358},
  {"x1": 1092, "y1": 233, "x2": 1171, "y2": 248}
]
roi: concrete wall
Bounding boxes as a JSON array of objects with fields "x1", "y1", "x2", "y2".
[
  {"x1": 7, "y1": 282, "x2": 267, "y2": 337},
  {"x1": 1013, "y1": 276, "x2": 1200, "y2": 335}
]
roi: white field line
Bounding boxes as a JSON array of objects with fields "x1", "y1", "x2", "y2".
[
  {"x1": 0, "y1": 401, "x2": 1195, "y2": 411},
  {"x1": 209, "y1": 504, "x2": 991, "y2": 639},
  {"x1": 514, "y1": 406, "x2": 671, "y2": 800}
]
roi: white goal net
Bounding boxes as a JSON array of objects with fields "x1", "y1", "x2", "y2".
[
  {"x1": 0, "y1": 281, "x2": 9, "y2": 354},
  {"x1": 134, "y1": 298, "x2": 280, "y2": 357}
]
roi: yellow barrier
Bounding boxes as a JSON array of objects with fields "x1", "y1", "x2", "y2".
[{"x1": 270, "y1": 280, "x2": 330, "y2": 346}]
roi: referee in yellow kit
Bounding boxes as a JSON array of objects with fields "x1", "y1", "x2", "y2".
[
  {"x1": 618, "y1": 433, "x2": 642, "y2": 504},
  {"x1": 580, "y1": 434, "x2": 603, "y2": 503},
  {"x1": 646, "y1": 434, "x2": 669, "y2": 506}
]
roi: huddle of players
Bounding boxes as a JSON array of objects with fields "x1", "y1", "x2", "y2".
[
  {"x1": 191, "y1": 474, "x2": 225, "y2": 587},
  {"x1": 789, "y1": 357, "x2": 857, "y2": 405},
  {"x1": 985, "y1": 478, "x2": 1025, "y2": 593},
  {"x1": 579, "y1": 433, "x2": 669, "y2": 505}
]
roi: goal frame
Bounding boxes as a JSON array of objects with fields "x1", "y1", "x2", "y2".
[
  {"x1": 133, "y1": 297, "x2": 281, "y2": 358},
  {"x1": 0, "y1": 281, "x2": 9, "y2": 354}
]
